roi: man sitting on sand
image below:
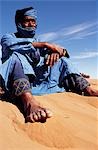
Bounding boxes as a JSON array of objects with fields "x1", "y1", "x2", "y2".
[{"x1": 0, "y1": 7, "x2": 98, "y2": 123}]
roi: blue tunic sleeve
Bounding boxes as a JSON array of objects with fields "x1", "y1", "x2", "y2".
[
  {"x1": 1, "y1": 33, "x2": 39, "y2": 63},
  {"x1": 0, "y1": 33, "x2": 40, "y2": 86}
]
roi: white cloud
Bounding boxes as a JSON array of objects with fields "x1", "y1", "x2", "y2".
[
  {"x1": 72, "y1": 51, "x2": 98, "y2": 59},
  {"x1": 38, "y1": 21, "x2": 98, "y2": 42},
  {"x1": 38, "y1": 32, "x2": 58, "y2": 41}
]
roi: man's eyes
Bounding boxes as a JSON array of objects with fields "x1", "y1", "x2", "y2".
[{"x1": 24, "y1": 19, "x2": 35, "y2": 23}]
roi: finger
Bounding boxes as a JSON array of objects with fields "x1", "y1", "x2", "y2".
[
  {"x1": 50, "y1": 53, "x2": 58, "y2": 66},
  {"x1": 56, "y1": 54, "x2": 59, "y2": 60},
  {"x1": 46, "y1": 55, "x2": 50, "y2": 65},
  {"x1": 50, "y1": 54, "x2": 54, "y2": 66},
  {"x1": 54, "y1": 53, "x2": 59, "y2": 62},
  {"x1": 52, "y1": 53, "x2": 59, "y2": 65},
  {"x1": 50, "y1": 54, "x2": 59, "y2": 66},
  {"x1": 52, "y1": 54, "x2": 57, "y2": 65}
]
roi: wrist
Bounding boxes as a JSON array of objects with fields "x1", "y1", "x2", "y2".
[
  {"x1": 63, "y1": 49, "x2": 70, "y2": 58},
  {"x1": 63, "y1": 49, "x2": 66, "y2": 56}
]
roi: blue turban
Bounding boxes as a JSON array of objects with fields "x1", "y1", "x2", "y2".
[
  {"x1": 15, "y1": 7, "x2": 37, "y2": 38},
  {"x1": 24, "y1": 9, "x2": 37, "y2": 20}
]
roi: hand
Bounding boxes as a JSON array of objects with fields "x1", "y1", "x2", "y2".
[
  {"x1": 32, "y1": 42, "x2": 70, "y2": 58},
  {"x1": 46, "y1": 53, "x2": 60, "y2": 67}
]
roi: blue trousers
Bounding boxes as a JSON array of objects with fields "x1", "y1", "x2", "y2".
[{"x1": 1, "y1": 54, "x2": 90, "y2": 96}]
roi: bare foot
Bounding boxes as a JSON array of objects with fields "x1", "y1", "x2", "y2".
[
  {"x1": 80, "y1": 73, "x2": 90, "y2": 78},
  {"x1": 20, "y1": 92, "x2": 53, "y2": 123},
  {"x1": 83, "y1": 86, "x2": 98, "y2": 97}
]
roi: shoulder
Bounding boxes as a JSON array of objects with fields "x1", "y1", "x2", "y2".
[
  {"x1": 1, "y1": 33, "x2": 15, "y2": 40},
  {"x1": 1, "y1": 33, "x2": 16, "y2": 46}
]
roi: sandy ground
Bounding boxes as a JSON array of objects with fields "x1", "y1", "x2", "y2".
[{"x1": 0, "y1": 79, "x2": 98, "y2": 150}]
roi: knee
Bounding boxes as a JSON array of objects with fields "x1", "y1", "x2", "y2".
[
  {"x1": 9, "y1": 54, "x2": 23, "y2": 76},
  {"x1": 10, "y1": 54, "x2": 22, "y2": 69},
  {"x1": 12, "y1": 54, "x2": 21, "y2": 64}
]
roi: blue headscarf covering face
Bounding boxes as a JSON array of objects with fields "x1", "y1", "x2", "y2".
[{"x1": 16, "y1": 8, "x2": 37, "y2": 38}]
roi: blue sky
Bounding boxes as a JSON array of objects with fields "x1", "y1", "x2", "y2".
[{"x1": 0, "y1": 0, "x2": 98, "y2": 78}]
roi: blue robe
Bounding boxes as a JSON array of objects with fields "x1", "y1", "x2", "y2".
[{"x1": 0, "y1": 33, "x2": 80, "y2": 95}]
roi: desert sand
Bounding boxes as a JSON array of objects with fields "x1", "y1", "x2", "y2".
[{"x1": 0, "y1": 79, "x2": 98, "y2": 150}]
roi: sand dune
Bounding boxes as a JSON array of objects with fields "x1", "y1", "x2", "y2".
[{"x1": 0, "y1": 79, "x2": 98, "y2": 150}]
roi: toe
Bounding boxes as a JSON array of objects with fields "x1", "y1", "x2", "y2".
[
  {"x1": 37, "y1": 111, "x2": 42, "y2": 120},
  {"x1": 44, "y1": 108, "x2": 53, "y2": 118},
  {"x1": 33, "y1": 112, "x2": 39, "y2": 121},
  {"x1": 25, "y1": 114, "x2": 35, "y2": 123},
  {"x1": 40, "y1": 109, "x2": 47, "y2": 118}
]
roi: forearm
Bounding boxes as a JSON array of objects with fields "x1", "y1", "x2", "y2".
[
  {"x1": 32, "y1": 42, "x2": 47, "y2": 48},
  {"x1": 32, "y1": 42, "x2": 60, "y2": 52},
  {"x1": 32, "y1": 42, "x2": 63, "y2": 55},
  {"x1": 32, "y1": 42, "x2": 69, "y2": 58}
]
